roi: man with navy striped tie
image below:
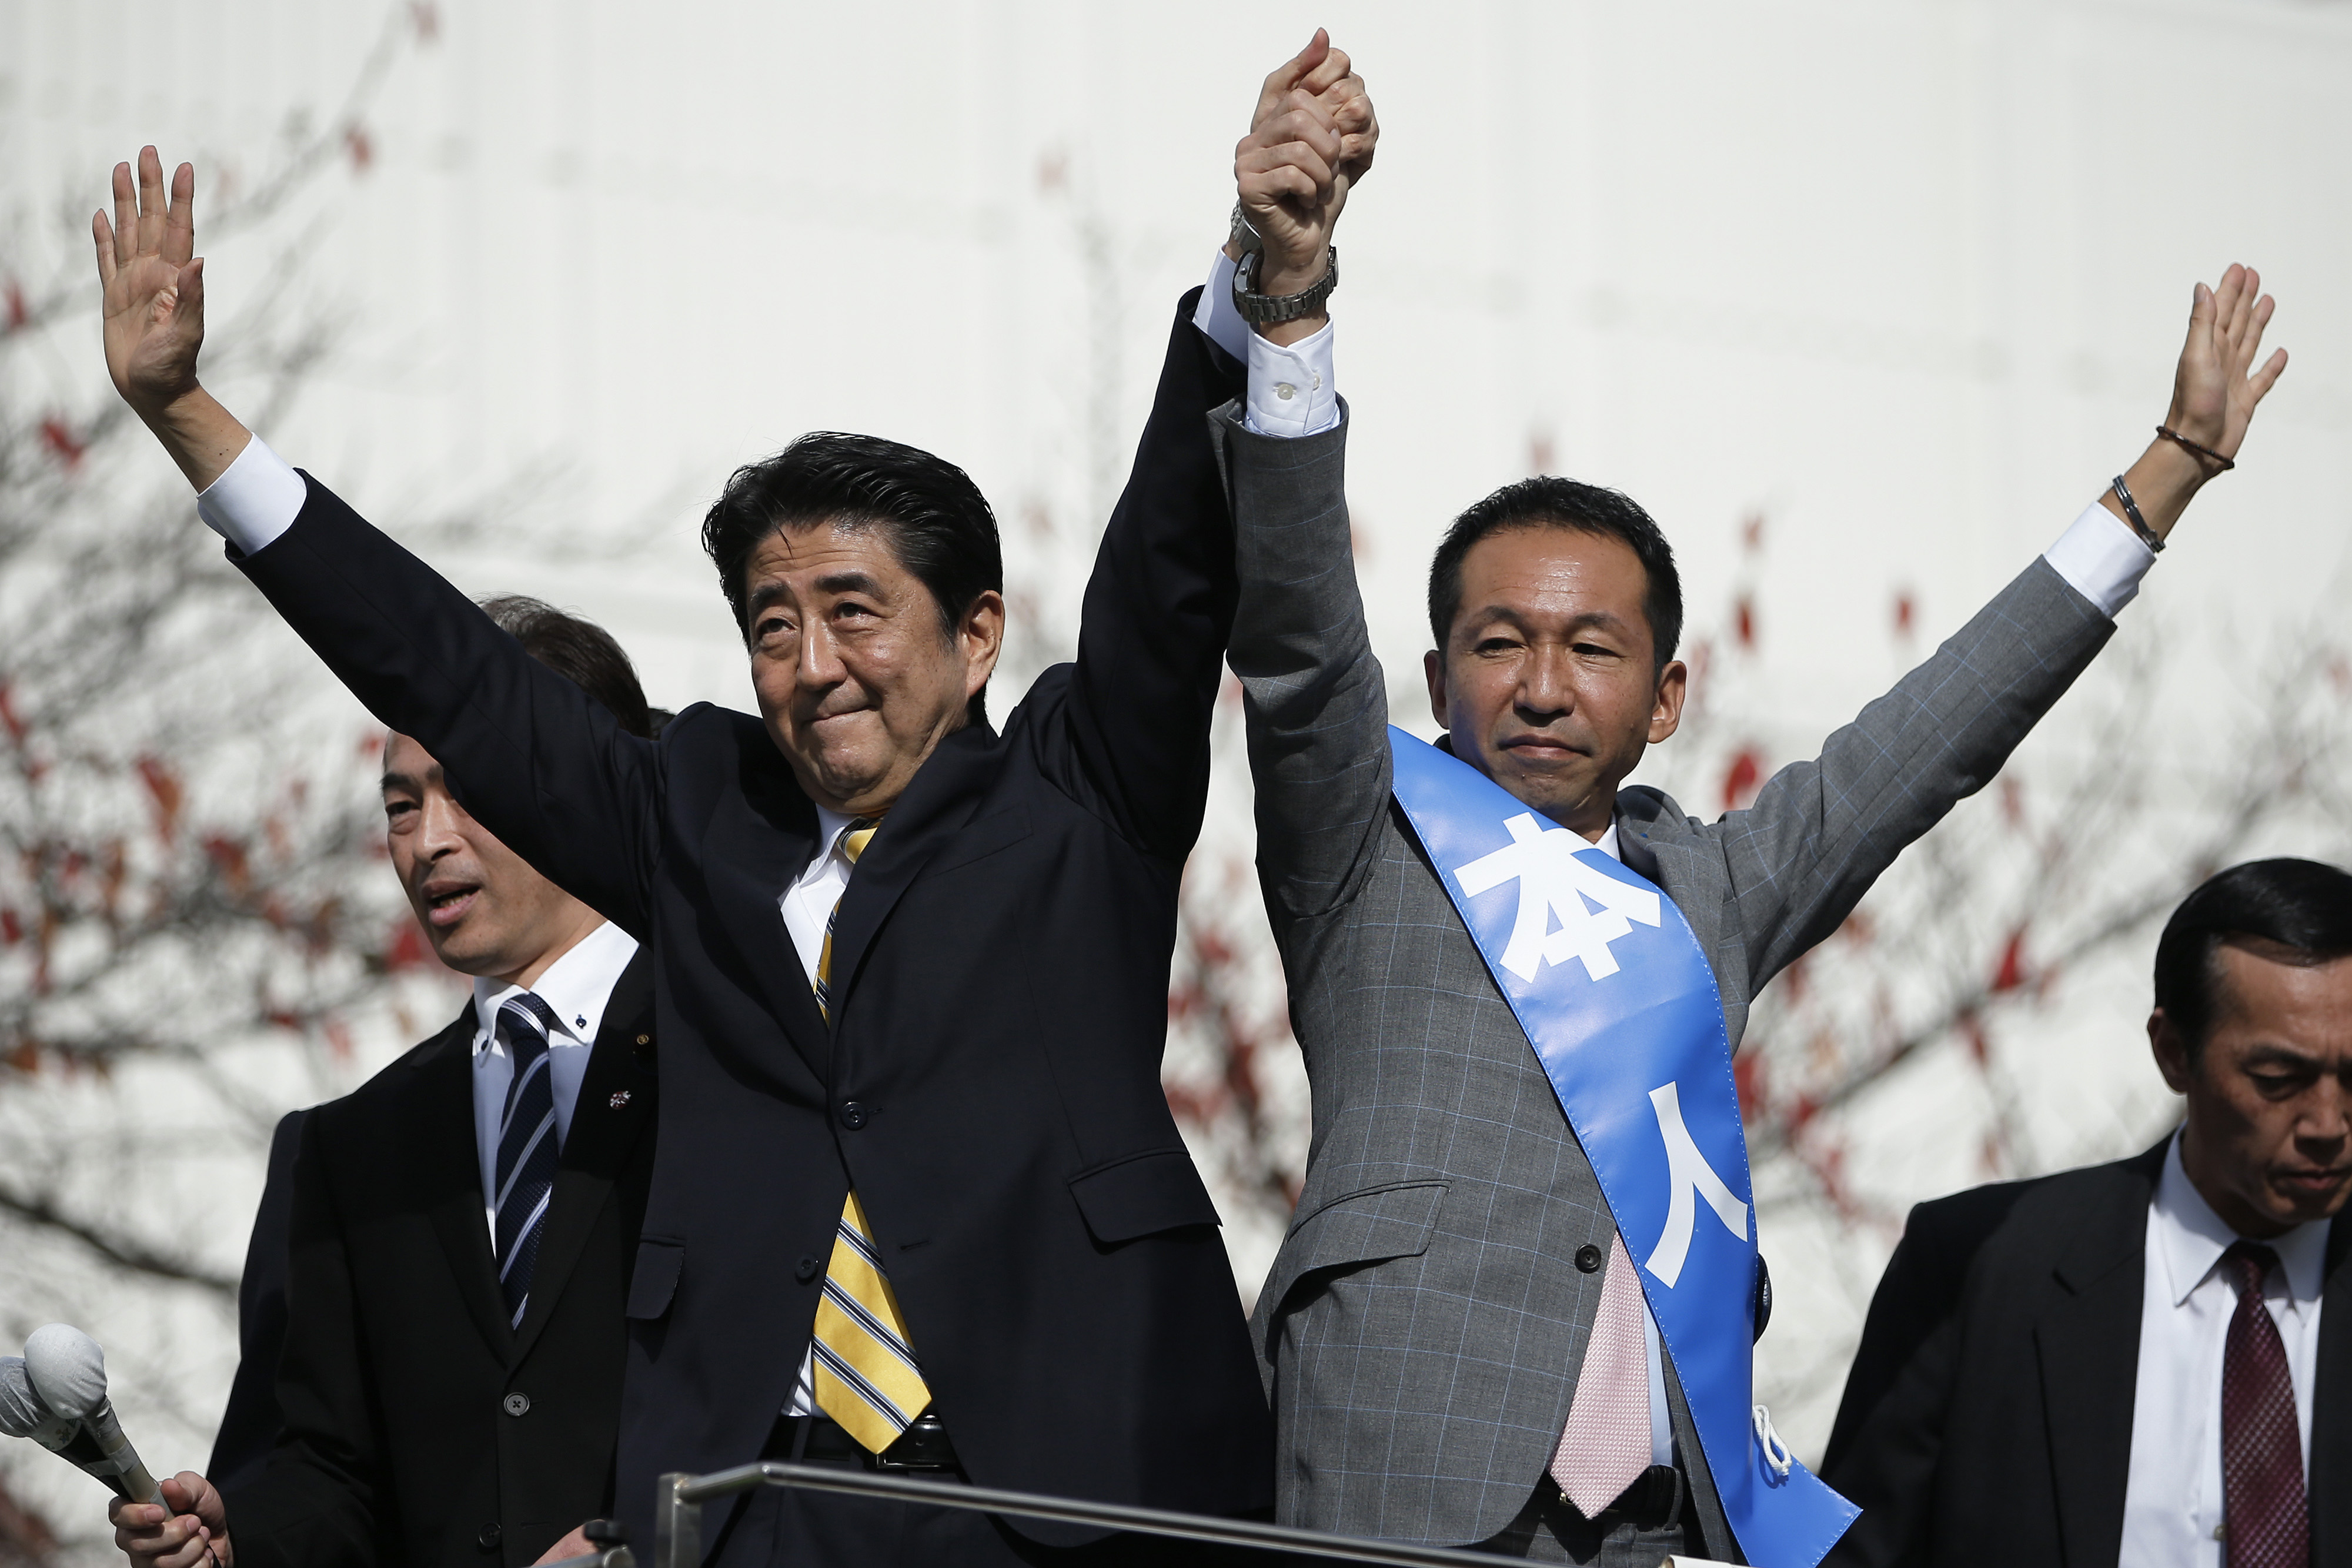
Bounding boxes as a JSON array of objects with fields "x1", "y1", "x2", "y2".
[{"x1": 110, "y1": 599, "x2": 664, "y2": 1568}]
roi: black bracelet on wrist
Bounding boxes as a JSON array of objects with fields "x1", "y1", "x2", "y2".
[
  {"x1": 2110, "y1": 474, "x2": 2164, "y2": 554},
  {"x1": 2154, "y1": 424, "x2": 2234, "y2": 473}
]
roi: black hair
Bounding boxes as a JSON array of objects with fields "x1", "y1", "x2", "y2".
[
  {"x1": 2153, "y1": 858, "x2": 2352, "y2": 1058},
  {"x1": 700, "y1": 431, "x2": 1002, "y2": 726},
  {"x1": 478, "y1": 594, "x2": 656, "y2": 740},
  {"x1": 1426, "y1": 476, "x2": 1683, "y2": 671}
]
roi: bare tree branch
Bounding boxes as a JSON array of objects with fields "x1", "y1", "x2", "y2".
[{"x1": 0, "y1": 1186, "x2": 237, "y2": 1297}]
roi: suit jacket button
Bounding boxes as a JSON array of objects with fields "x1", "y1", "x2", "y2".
[
  {"x1": 502, "y1": 1392, "x2": 530, "y2": 1417},
  {"x1": 477, "y1": 1524, "x2": 503, "y2": 1552},
  {"x1": 838, "y1": 1101, "x2": 868, "y2": 1131},
  {"x1": 796, "y1": 1255, "x2": 821, "y2": 1283},
  {"x1": 1575, "y1": 1244, "x2": 1603, "y2": 1274}
]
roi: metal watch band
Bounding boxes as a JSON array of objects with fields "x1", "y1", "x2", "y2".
[
  {"x1": 1232, "y1": 245, "x2": 1338, "y2": 325},
  {"x1": 1227, "y1": 202, "x2": 1264, "y2": 259}
]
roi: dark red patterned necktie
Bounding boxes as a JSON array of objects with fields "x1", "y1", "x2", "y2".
[{"x1": 2221, "y1": 1241, "x2": 2307, "y2": 1568}]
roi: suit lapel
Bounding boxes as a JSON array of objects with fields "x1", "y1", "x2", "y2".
[
  {"x1": 2037, "y1": 1143, "x2": 2164, "y2": 1568},
  {"x1": 826, "y1": 724, "x2": 999, "y2": 1025},
  {"x1": 411, "y1": 1006, "x2": 520, "y2": 1363},
  {"x1": 510, "y1": 953, "x2": 657, "y2": 1362},
  {"x1": 1614, "y1": 806, "x2": 1723, "y2": 958},
  {"x1": 2313, "y1": 1212, "x2": 2352, "y2": 1568},
  {"x1": 699, "y1": 744, "x2": 831, "y2": 1082}
]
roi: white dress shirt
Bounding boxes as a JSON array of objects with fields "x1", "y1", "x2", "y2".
[
  {"x1": 469, "y1": 918, "x2": 641, "y2": 1238},
  {"x1": 778, "y1": 804, "x2": 863, "y2": 979},
  {"x1": 2121, "y1": 1132, "x2": 2328, "y2": 1568},
  {"x1": 776, "y1": 807, "x2": 863, "y2": 1418}
]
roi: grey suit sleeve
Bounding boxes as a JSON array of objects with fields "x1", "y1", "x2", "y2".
[
  {"x1": 1718, "y1": 556, "x2": 2113, "y2": 990},
  {"x1": 1210, "y1": 402, "x2": 1391, "y2": 923}
]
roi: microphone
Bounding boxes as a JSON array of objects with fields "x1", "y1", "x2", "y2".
[
  {"x1": 1, "y1": 1354, "x2": 144, "y2": 1500},
  {"x1": 0, "y1": 1357, "x2": 78, "y2": 1448},
  {"x1": 19, "y1": 1325, "x2": 162, "y2": 1505}
]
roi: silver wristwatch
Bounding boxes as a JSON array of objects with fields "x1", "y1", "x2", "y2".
[
  {"x1": 1227, "y1": 201, "x2": 1264, "y2": 259},
  {"x1": 1231, "y1": 243, "x2": 1339, "y2": 325}
]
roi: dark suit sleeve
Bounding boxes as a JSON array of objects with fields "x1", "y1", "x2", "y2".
[
  {"x1": 219, "y1": 1114, "x2": 384, "y2": 1568},
  {"x1": 1822, "y1": 1191, "x2": 2018, "y2": 1568},
  {"x1": 228, "y1": 483, "x2": 663, "y2": 935},
  {"x1": 209, "y1": 1110, "x2": 307, "y2": 1492},
  {"x1": 1053, "y1": 287, "x2": 1247, "y2": 858}
]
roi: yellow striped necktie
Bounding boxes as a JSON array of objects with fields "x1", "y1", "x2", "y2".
[
  {"x1": 811, "y1": 818, "x2": 876, "y2": 1024},
  {"x1": 808, "y1": 817, "x2": 933, "y2": 1452}
]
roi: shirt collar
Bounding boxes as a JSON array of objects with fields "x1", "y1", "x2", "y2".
[
  {"x1": 472, "y1": 919, "x2": 641, "y2": 1055},
  {"x1": 812, "y1": 804, "x2": 859, "y2": 864},
  {"x1": 2151, "y1": 1128, "x2": 2330, "y2": 1312},
  {"x1": 1592, "y1": 821, "x2": 1622, "y2": 862}
]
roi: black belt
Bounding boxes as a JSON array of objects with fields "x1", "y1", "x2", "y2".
[
  {"x1": 761, "y1": 1412, "x2": 962, "y2": 1473},
  {"x1": 1596, "y1": 1464, "x2": 1686, "y2": 1530}
]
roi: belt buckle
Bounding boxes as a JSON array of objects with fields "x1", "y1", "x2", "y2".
[
  {"x1": 870, "y1": 1414, "x2": 957, "y2": 1473},
  {"x1": 868, "y1": 1449, "x2": 947, "y2": 1473}
]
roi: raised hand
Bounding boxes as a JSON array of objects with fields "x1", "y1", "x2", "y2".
[
  {"x1": 2166, "y1": 263, "x2": 2287, "y2": 463},
  {"x1": 1235, "y1": 31, "x2": 1377, "y2": 299},
  {"x1": 91, "y1": 148, "x2": 250, "y2": 491},
  {"x1": 2102, "y1": 265, "x2": 2287, "y2": 543},
  {"x1": 95, "y1": 148, "x2": 206, "y2": 421}
]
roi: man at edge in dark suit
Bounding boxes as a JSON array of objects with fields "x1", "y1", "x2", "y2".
[
  {"x1": 113, "y1": 596, "x2": 664, "y2": 1568},
  {"x1": 85, "y1": 36, "x2": 1375, "y2": 1567},
  {"x1": 1823, "y1": 858, "x2": 2352, "y2": 1568}
]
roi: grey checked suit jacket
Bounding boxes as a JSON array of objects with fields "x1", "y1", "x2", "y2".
[{"x1": 1214, "y1": 403, "x2": 2117, "y2": 1554}]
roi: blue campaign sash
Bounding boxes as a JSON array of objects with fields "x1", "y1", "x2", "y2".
[{"x1": 1387, "y1": 727, "x2": 1856, "y2": 1568}]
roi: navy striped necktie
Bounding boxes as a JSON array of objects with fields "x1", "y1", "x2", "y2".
[{"x1": 492, "y1": 993, "x2": 563, "y2": 1330}]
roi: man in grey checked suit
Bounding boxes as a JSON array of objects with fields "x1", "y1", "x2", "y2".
[{"x1": 1213, "y1": 65, "x2": 2290, "y2": 1565}]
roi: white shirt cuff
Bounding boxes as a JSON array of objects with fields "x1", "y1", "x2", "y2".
[
  {"x1": 1244, "y1": 319, "x2": 1338, "y2": 439},
  {"x1": 1194, "y1": 249, "x2": 1252, "y2": 365},
  {"x1": 196, "y1": 433, "x2": 306, "y2": 556},
  {"x1": 2043, "y1": 502, "x2": 2156, "y2": 620},
  {"x1": 1195, "y1": 246, "x2": 1341, "y2": 437}
]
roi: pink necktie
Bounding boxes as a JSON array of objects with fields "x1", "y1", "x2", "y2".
[{"x1": 1550, "y1": 1232, "x2": 1652, "y2": 1516}]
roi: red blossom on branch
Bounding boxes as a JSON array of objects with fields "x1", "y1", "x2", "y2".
[
  {"x1": 1721, "y1": 747, "x2": 1762, "y2": 813},
  {"x1": 38, "y1": 417, "x2": 85, "y2": 467}
]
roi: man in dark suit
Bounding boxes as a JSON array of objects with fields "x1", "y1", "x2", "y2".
[
  {"x1": 83, "y1": 49, "x2": 1372, "y2": 1555},
  {"x1": 206, "y1": 1106, "x2": 303, "y2": 1495},
  {"x1": 1823, "y1": 858, "x2": 2352, "y2": 1568},
  {"x1": 111, "y1": 598, "x2": 663, "y2": 1568}
]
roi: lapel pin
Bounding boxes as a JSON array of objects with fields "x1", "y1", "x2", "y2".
[{"x1": 609, "y1": 1089, "x2": 632, "y2": 1109}]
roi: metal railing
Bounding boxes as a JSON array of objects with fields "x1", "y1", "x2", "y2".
[{"x1": 642, "y1": 1460, "x2": 1729, "y2": 1567}]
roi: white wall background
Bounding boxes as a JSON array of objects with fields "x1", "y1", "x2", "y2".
[{"x1": 8, "y1": 0, "x2": 2352, "y2": 1539}]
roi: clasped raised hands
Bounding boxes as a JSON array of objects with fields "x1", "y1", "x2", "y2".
[{"x1": 1235, "y1": 30, "x2": 1378, "y2": 298}]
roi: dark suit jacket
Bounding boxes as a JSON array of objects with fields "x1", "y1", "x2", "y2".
[
  {"x1": 220, "y1": 956, "x2": 659, "y2": 1568},
  {"x1": 222, "y1": 292, "x2": 1271, "y2": 1551},
  {"x1": 211, "y1": 1108, "x2": 308, "y2": 1493},
  {"x1": 1821, "y1": 1139, "x2": 2352, "y2": 1568}
]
